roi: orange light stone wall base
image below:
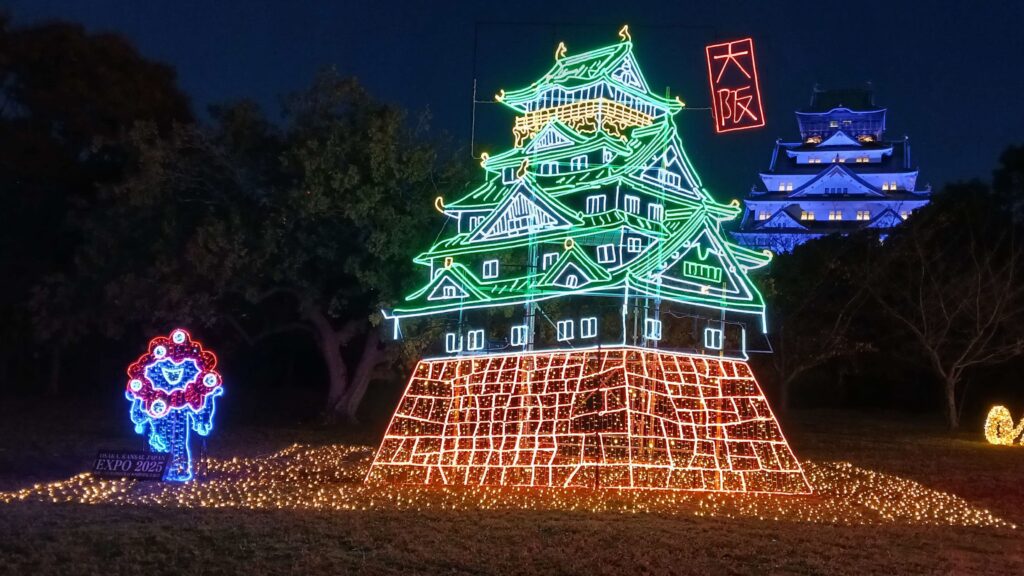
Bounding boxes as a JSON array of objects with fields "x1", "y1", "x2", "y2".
[{"x1": 367, "y1": 348, "x2": 811, "y2": 494}]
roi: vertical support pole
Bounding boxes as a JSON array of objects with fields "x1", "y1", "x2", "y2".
[{"x1": 526, "y1": 233, "x2": 538, "y2": 351}]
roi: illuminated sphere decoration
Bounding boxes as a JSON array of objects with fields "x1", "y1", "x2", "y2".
[
  {"x1": 983, "y1": 405, "x2": 1024, "y2": 446},
  {"x1": 125, "y1": 328, "x2": 224, "y2": 482}
]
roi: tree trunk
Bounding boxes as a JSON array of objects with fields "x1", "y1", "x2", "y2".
[
  {"x1": 320, "y1": 330, "x2": 350, "y2": 420},
  {"x1": 302, "y1": 303, "x2": 352, "y2": 421},
  {"x1": 944, "y1": 378, "x2": 960, "y2": 430},
  {"x1": 338, "y1": 330, "x2": 382, "y2": 424}
]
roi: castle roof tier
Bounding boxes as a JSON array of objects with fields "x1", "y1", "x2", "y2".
[
  {"x1": 498, "y1": 41, "x2": 683, "y2": 147},
  {"x1": 385, "y1": 34, "x2": 774, "y2": 358}
]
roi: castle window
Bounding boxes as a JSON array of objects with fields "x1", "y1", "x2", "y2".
[
  {"x1": 586, "y1": 195, "x2": 606, "y2": 213},
  {"x1": 570, "y1": 155, "x2": 589, "y2": 171},
  {"x1": 828, "y1": 210, "x2": 843, "y2": 221},
  {"x1": 627, "y1": 237, "x2": 642, "y2": 253},
  {"x1": 683, "y1": 261, "x2": 723, "y2": 283},
  {"x1": 565, "y1": 275, "x2": 578, "y2": 288},
  {"x1": 502, "y1": 167, "x2": 516, "y2": 183},
  {"x1": 800, "y1": 211, "x2": 815, "y2": 221},
  {"x1": 482, "y1": 259, "x2": 499, "y2": 279},
  {"x1": 659, "y1": 169, "x2": 681, "y2": 187},
  {"x1": 442, "y1": 285, "x2": 459, "y2": 298},
  {"x1": 890, "y1": 181, "x2": 898, "y2": 190},
  {"x1": 704, "y1": 327, "x2": 723, "y2": 350},
  {"x1": 603, "y1": 149, "x2": 614, "y2": 163},
  {"x1": 445, "y1": 333, "x2": 462, "y2": 353},
  {"x1": 856, "y1": 156, "x2": 869, "y2": 163},
  {"x1": 856, "y1": 210, "x2": 871, "y2": 221},
  {"x1": 644, "y1": 318, "x2": 662, "y2": 341},
  {"x1": 540, "y1": 161, "x2": 559, "y2": 175},
  {"x1": 467, "y1": 329, "x2": 485, "y2": 351},
  {"x1": 829, "y1": 120, "x2": 839, "y2": 128},
  {"x1": 881, "y1": 182, "x2": 890, "y2": 191},
  {"x1": 900, "y1": 210, "x2": 910, "y2": 220},
  {"x1": 758, "y1": 211, "x2": 770, "y2": 220},
  {"x1": 787, "y1": 183, "x2": 794, "y2": 191},
  {"x1": 624, "y1": 195, "x2": 641, "y2": 214},
  {"x1": 597, "y1": 244, "x2": 616, "y2": 263},
  {"x1": 580, "y1": 317, "x2": 597, "y2": 338},
  {"x1": 510, "y1": 325, "x2": 528, "y2": 346},
  {"x1": 838, "y1": 157, "x2": 846, "y2": 163},
  {"x1": 542, "y1": 252, "x2": 558, "y2": 270},
  {"x1": 556, "y1": 319, "x2": 574, "y2": 341},
  {"x1": 648, "y1": 203, "x2": 664, "y2": 221}
]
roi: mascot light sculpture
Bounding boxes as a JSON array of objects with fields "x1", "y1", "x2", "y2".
[{"x1": 125, "y1": 328, "x2": 223, "y2": 482}]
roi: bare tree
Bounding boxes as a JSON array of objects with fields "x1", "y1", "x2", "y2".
[{"x1": 864, "y1": 190, "x2": 1024, "y2": 429}]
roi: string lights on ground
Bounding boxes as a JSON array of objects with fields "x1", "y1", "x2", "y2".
[{"x1": 0, "y1": 444, "x2": 1012, "y2": 529}]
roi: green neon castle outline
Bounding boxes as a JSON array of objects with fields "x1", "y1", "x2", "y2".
[{"x1": 384, "y1": 31, "x2": 772, "y2": 358}]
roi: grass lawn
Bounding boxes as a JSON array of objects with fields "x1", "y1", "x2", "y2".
[{"x1": 0, "y1": 403, "x2": 1022, "y2": 575}]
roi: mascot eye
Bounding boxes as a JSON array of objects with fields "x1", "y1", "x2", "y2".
[
  {"x1": 172, "y1": 330, "x2": 187, "y2": 344},
  {"x1": 153, "y1": 345, "x2": 167, "y2": 358},
  {"x1": 150, "y1": 400, "x2": 168, "y2": 417},
  {"x1": 203, "y1": 373, "x2": 220, "y2": 387},
  {"x1": 129, "y1": 379, "x2": 143, "y2": 392}
]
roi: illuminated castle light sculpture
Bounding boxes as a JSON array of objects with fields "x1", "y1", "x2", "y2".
[
  {"x1": 733, "y1": 86, "x2": 931, "y2": 253},
  {"x1": 368, "y1": 29, "x2": 811, "y2": 494},
  {"x1": 125, "y1": 328, "x2": 223, "y2": 482}
]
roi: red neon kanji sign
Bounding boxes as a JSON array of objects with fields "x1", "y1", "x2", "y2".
[{"x1": 705, "y1": 37, "x2": 765, "y2": 133}]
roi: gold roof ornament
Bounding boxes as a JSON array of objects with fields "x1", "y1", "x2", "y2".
[
  {"x1": 618, "y1": 25, "x2": 631, "y2": 42},
  {"x1": 555, "y1": 42, "x2": 567, "y2": 60},
  {"x1": 516, "y1": 158, "x2": 529, "y2": 179}
]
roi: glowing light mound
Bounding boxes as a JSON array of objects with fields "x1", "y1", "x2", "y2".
[
  {"x1": 984, "y1": 406, "x2": 1024, "y2": 446},
  {"x1": 368, "y1": 348, "x2": 810, "y2": 493},
  {"x1": 125, "y1": 328, "x2": 223, "y2": 482}
]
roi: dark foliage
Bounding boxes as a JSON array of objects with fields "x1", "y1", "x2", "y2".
[{"x1": 1, "y1": 15, "x2": 1022, "y2": 432}]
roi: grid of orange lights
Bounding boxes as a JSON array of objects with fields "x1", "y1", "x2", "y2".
[{"x1": 367, "y1": 348, "x2": 811, "y2": 494}]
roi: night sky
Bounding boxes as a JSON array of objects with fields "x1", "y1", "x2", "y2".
[{"x1": 7, "y1": 0, "x2": 1024, "y2": 198}]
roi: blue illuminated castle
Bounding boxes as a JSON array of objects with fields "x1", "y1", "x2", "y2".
[{"x1": 733, "y1": 87, "x2": 930, "y2": 253}]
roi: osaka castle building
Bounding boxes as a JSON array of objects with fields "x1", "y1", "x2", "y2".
[
  {"x1": 732, "y1": 87, "x2": 931, "y2": 253},
  {"x1": 368, "y1": 29, "x2": 810, "y2": 495}
]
